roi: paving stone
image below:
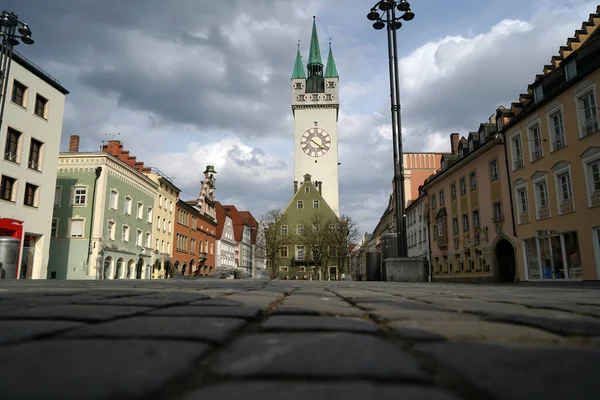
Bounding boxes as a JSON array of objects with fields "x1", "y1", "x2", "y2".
[
  {"x1": 224, "y1": 294, "x2": 282, "y2": 308},
  {"x1": 390, "y1": 320, "x2": 562, "y2": 342},
  {"x1": 212, "y1": 332, "x2": 426, "y2": 380},
  {"x1": 262, "y1": 315, "x2": 379, "y2": 333},
  {"x1": 148, "y1": 305, "x2": 261, "y2": 319},
  {"x1": 273, "y1": 305, "x2": 365, "y2": 317},
  {"x1": 417, "y1": 341, "x2": 600, "y2": 400},
  {"x1": 0, "y1": 339, "x2": 210, "y2": 400},
  {"x1": 0, "y1": 320, "x2": 84, "y2": 345},
  {"x1": 370, "y1": 309, "x2": 480, "y2": 321},
  {"x1": 356, "y1": 299, "x2": 445, "y2": 311},
  {"x1": 484, "y1": 312, "x2": 600, "y2": 336},
  {"x1": 62, "y1": 316, "x2": 246, "y2": 343},
  {"x1": 0, "y1": 304, "x2": 152, "y2": 322},
  {"x1": 183, "y1": 382, "x2": 459, "y2": 400},
  {"x1": 189, "y1": 298, "x2": 249, "y2": 307}
]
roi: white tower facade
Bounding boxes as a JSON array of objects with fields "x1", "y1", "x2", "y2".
[{"x1": 291, "y1": 17, "x2": 340, "y2": 216}]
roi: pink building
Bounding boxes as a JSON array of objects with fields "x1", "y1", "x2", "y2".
[
  {"x1": 422, "y1": 121, "x2": 518, "y2": 283},
  {"x1": 403, "y1": 153, "x2": 445, "y2": 206}
]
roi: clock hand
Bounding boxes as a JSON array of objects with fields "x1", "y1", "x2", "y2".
[{"x1": 311, "y1": 139, "x2": 326, "y2": 150}]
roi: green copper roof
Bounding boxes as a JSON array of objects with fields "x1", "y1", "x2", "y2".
[
  {"x1": 291, "y1": 47, "x2": 306, "y2": 79},
  {"x1": 307, "y1": 17, "x2": 323, "y2": 66},
  {"x1": 324, "y1": 44, "x2": 338, "y2": 78}
]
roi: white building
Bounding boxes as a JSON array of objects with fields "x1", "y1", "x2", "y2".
[
  {"x1": 215, "y1": 209, "x2": 236, "y2": 274},
  {"x1": 0, "y1": 50, "x2": 69, "y2": 279},
  {"x1": 406, "y1": 194, "x2": 430, "y2": 263}
]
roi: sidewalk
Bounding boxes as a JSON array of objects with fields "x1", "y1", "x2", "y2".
[{"x1": 0, "y1": 279, "x2": 598, "y2": 399}]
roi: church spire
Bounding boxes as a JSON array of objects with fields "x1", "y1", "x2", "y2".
[
  {"x1": 324, "y1": 41, "x2": 338, "y2": 78},
  {"x1": 291, "y1": 41, "x2": 306, "y2": 79},
  {"x1": 307, "y1": 16, "x2": 323, "y2": 67}
]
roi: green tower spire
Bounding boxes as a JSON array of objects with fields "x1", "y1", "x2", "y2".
[
  {"x1": 291, "y1": 43, "x2": 306, "y2": 79},
  {"x1": 324, "y1": 42, "x2": 338, "y2": 78},
  {"x1": 307, "y1": 16, "x2": 323, "y2": 67}
]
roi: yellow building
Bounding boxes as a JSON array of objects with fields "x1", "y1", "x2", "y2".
[{"x1": 498, "y1": 7, "x2": 600, "y2": 281}]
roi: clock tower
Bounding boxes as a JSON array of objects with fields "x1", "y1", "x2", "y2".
[{"x1": 291, "y1": 16, "x2": 340, "y2": 216}]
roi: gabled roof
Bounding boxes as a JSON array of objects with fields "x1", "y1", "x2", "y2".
[
  {"x1": 215, "y1": 202, "x2": 231, "y2": 239},
  {"x1": 280, "y1": 174, "x2": 336, "y2": 220},
  {"x1": 222, "y1": 204, "x2": 244, "y2": 242},
  {"x1": 239, "y1": 211, "x2": 258, "y2": 243}
]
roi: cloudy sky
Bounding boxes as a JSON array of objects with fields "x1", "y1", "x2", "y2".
[{"x1": 8, "y1": 0, "x2": 597, "y2": 235}]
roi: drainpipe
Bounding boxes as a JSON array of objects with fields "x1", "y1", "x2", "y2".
[{"x1": 87, "y1": 166, "x2": 102, "y2": 276}]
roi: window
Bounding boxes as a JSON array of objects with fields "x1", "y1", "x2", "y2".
[
  {"x1": 472, "y1": 210, "x2": 480, "y2": 229},
  {"x1": 468, "y1": 140, "x2": 473, "y2": 151},
  {"x1": 72, "y1": 186, "x2": 87, "y2": 206},
  {"x1": 313, "y1": 200, "x2": 319, "y2": 208},
  {"x1": 122, "y1": 225, "x2": 130, "y2": 242},
  {"x1": 496, "y1": 117, "x2": 503, "y2": 132},
  {"x1": 109, "y1": 190, "x2": 118, "y2": 210},
  {"x1": 305, "y1": 186, "x2": 310, "y2": 193},
  {"x1": 460, "y1": 178, "x2": 466, "y2": 195},
  {"x1": 451, "y1": 184, "x2": 456, "y2": 200},
  {"x1": 162, "y1": 218, "x2": 166, "y2": 232},
  {"x1": 533, "y1": 84, "x2": 544, "y2": 103},
  {"x1": 4, "y1": 127, "x2": 21, "y2": 163},
  {"x1": 533, "y1": 175, "x2": 550, "y2": 220},
  {"x1": 27, "y1": 139, "x2": 43, "y2": 171},
  {"x1": 147, "y1": 207, "x2": 153, "y2": 222},
  {"x1": 146, "y1": 232, "x2": 151, "y2": 247},
  {"x1": 565, "y1": 60, "x2": 577, "y2": 81},
  {"x1": 297, "y1": 225, "x2": 303, "y2": 234},
  {"x1": 136, "y1": 202, "x2": 143, "y2": 219},
  {"x1": 156, "y1": 216, "x2": 161, "y2": 231},
  {"x1": 156, "y1": 238, "x2": 159, "y2": 251},
  {"x1": 537, "y1": 181, "x2": 549, "y2": 208},
  {"x1": 590, "y1": 161, "x2": 600, "y2": 192},
  {"x1": 458, "y1": 147, "x2": 463, "y2": 157},
  {"x1": 462, "y1": 214, "x2": 469, "y2": 232},
  {"x1": 107, "y1": 221, "x2": 116, "y2": 240},
  {"x1": 439, "y1": 190, "x2": 445, "y2": 205},
  {"x1": 431, "y1": 195, "x2": 436, "y2": 209},
  {"x1": 191, "y1": 238, "x2": 196, "y2": 254},
  {"x1": 452, "y1": 217, "x2": 459, "y2": 234},
  {"x1": 549, "y1": 109, "x2": 566, "y2": 151},
  {"x1": 54, "y1": 186, "x2": 62, "y2": 207},
  {"x1": 490, "y1": 160, "x2": 499, "y2": 181},
  {"x1": 493, "y1": 202, "x2": 503, "y2": 222},
  {"x1": 555, "y1": 170, "x2": 573, "y2": 206},
  {"x1": 51, "y1": 219, "x2": 58, "y2": 238},
  {"x1": 168, "y1": 221, "x2": 172, "y2": 234},
  {"x1": 124, "y1": 196, "x2": 132, "y2": 215},
  {"x1": 158, "y1": 195, "x2": 162, "y2": 208},
  {"x1": 281, "y1": 225, "x2": 288, "y2": 235},
  {"x1": 169, "y1": 201, "x2": 173, "y2": 213},
  {"x1": 297, "y1": 200, "x2": 303, "y2": 209},
  {"x1": 280, "y1": 246, "x2": 288, "y2": 258},
  {"x1": 11, "y1": 80, "x2": 26, "y2": 106},
  {"x1": 517, "y1": 188, "x2": 528, "y2": 214},
  {"x1": 0, "y1": 175, "x2": 16, "y2": 202},
  {"x1": 34, "y1": 94, "x2": 48, "y2": 119},
  {"x1": 469, "y1": 172, "x2": 477, "y2": 190},
  {"x1": 135, "y1": 229, "x2": 143, "y2": 246},
  {"x1": 577, "y1": 87, "x2": 599, "y2": 137},
  {"x1": 511, "y1": 134, "x2": 524, "y2": 170},
  {"x1": 23, "y1": 183, "x2": 38, "y2": 207},
  {"x1": 69, "y1": 219, "x2": 84, "y2": 238},
  {"x1": 528, "y1": 123, "x2": 543, "y2": 161},
  {"x1": 296, "y1": 245, "x2": 305, "y2": 260}
]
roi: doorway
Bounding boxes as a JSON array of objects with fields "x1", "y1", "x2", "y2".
[
  {"x1": 136, "y1": 258, "x2": 144, "y2": 279},
  {"x1": 495, "y1": 239, "x2": 516, "y2": 282}
]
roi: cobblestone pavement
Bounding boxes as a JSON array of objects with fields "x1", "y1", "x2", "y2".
[{"x1": 0, "y1": 279, "x2": 599, "y2": 400}]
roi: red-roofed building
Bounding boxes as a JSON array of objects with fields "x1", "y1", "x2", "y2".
[{"x1": 223, "y1": 206, "x2": 258, "y2": 277}]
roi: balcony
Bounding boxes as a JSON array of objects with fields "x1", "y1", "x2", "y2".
[
  {"x1": 538, "y1": 207, "x2": 550, "y2": 219},
  {"x1": 436, "y1": 235, "x2": 448, "y2": 249},
  {"x1": 199, "y1": 252, "x2": 208, "y2": 260},
  {"x1": 553, "y1": 136, "x2": 565, "y2": 151},
  {"x1": 560, "y1": 200, "x2": 574, "y2": 214},
  {"x1": 519, "y1": 213, "x2": 530, "y2": 224},
  {"x1": 513, "y1": 157, "x2": 524, "y2": 170},
  {"x1": 531, "y1": 148, "x2": 543, "y2": 161}
]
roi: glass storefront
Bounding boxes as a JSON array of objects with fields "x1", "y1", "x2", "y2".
[{"x1": 524, "y1": 231, "x2": 582, "y2": 280}]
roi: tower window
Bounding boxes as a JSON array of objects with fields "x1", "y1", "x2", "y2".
[
  {"x1": 297, "y1": 200, "x2": 303, "y2": 209},
  {"x1": 314, "y1": 121, "x2": 318, "y2": 126}
]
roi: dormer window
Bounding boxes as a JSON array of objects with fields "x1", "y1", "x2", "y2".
[
  {"x1": 565, "y1": 60, "x2": 577, "y2": 81},
  {"x1": 458, "y1": 147, "x2": 463, "y2": 157},
  {"x1": 533, "y1": 84, "x2": 544, "y2": 103},
  {"x1": 441, "y1": 159, "x2": 446, "y2": 169},
  {"x1": 480, "y1": 130, "x2": 487, "y2": 142},
  {"x1": 496, "y1": 118, "x2": 503, "y2": 132},
  {"x1": 468, "y1": 140, "x2": 474, "y2": 151}
]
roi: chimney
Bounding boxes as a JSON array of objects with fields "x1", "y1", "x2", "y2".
[
  {"x1": 450, "y1": 133, "x2": 459, "y2": 155},
  {"x1": 294, "y1": 181, "x2": 298, "y2": 193},
  {"x1": 69, "y1": 135, "x2": 80, "y2": 152}
]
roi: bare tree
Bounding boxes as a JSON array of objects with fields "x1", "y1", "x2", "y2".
[
  {"x1": 297, "y1": 212, "x2": 336, "y2": 280},
  {"x1": 328, "y1": 215, "x2": 360, "y2": 278},
  {"x1": 258, "y1": 208, "x2": 292, "y2": 278}
]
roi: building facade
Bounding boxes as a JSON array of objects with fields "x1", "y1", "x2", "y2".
[
  {"x1": 171, "y1": 199, "x2": 213, "y2": 276},
  {"x1": 500, "y1": 9, "x2": 600, "y2": 281},
  {"x1": 0, "y1": 50, "x2": 68, "y2": 279},
  {"x1": 406, "y1": 192, "x2": 429, "y2": 263},
  {"x1": 403, "y1": 152, "x2": 446, "y2": 206},
  {"x1": 423, "y1": 126, "x2": 517, "y2": 283},
  {"x1": 49, "y1": 151, "x2": 158, "y2": 280},
  {"x1": 215, "y1": 202, "x2": 236, "y2": 274}
]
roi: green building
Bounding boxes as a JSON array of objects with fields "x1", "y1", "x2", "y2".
[
  {"x1": 276, "y1": 174, "x2": 340, "y2": 280},
  {"x1": 49, "y1": 152, "x2": 158, "y2": 279}
]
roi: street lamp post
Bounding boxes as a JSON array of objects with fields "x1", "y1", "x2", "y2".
[
  {"x1": 0, "y1": 11, "x2": 34, "y2": 131},
  {"x1": 367, "y1": 0, "x2": 414, "y2": 258}
]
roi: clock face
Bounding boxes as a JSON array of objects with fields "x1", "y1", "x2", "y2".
[{"x1": 300, "y1": 127, "x2": 331, "y2": 157}]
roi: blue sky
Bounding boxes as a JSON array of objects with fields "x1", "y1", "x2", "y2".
[{"x1": 7, "y1": 0, "x2": 598, "y2": 235}]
